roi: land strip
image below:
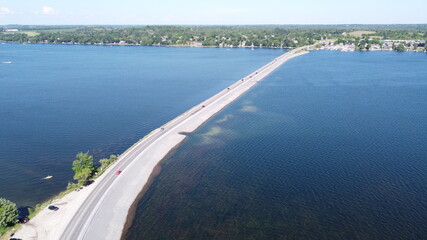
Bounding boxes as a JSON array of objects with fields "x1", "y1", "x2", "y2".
[{"x1": 14, "y1": 45, "x2": 310, "y2": 240}]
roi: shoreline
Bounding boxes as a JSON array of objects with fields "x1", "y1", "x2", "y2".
[
  {"x1": 0, "y1": 40, "x2": 292, "y2": 49},
  {"x1": 13, "y1": 46, "x2": 310, "y2": 240},
  {"x1": 115, "y1": 48, "x2": 310, "y2": 240},
  {"x1": 119, "y1": 141, "x2": 184, "y2": 240},
  {"x1": 1, "y1": 40, "x2": 425, "y2": 52}
]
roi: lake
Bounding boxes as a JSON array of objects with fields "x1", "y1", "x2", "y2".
[
  {"x1": 125, "y1": 50, "x2": 427, "y2": 240},
  {"x1": 0, "y1": 43, "x2": 283, "y2": 207}
]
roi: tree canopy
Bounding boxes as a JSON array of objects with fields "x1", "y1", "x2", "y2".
[
  {"x1": 99, "y1": 155, "x2": 118, "y2": 173},
  {"x1": 0, "y1": 198, "x2": 18, "y2": 228},
  {"x1": 72, "y1": 152, "x2": 95, "y2": 185},
  {"x1": 2, "y1": 25, "x2": 424, "y2": 48}
]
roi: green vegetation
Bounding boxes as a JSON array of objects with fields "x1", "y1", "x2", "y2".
[
  {"x1": 0, "y1": 151, "x2": 120, "y2": 236},
  {"x1": 0, "y1": 151, "x2": 119, "y2": 234},
  {"x1": 72, "y1": 152, "x2": 95, "y2": 185},
  {"x1": 71, "y1": 152, "x2": 118, "y2": 186},
  {"x1": 0, "y1": 25, "x2": 423, "y2": 48},
  {"x1": 98, "y1": 155, "x2": 118, "y2": 175},
  {"x1": 347, "y1": 30, "x2": 377, "y2": 37},
  {"x1": 1, "y1": 25, "x2": 425, "y2": 51},
  {"x1": 0, "y1": 25, "x2": 319, "y2": 47},
  {"x1": 393, "y1": 43, "x2": 406, "y2": 52},
  {"x1": 0, "y1": 198, "x2": 18, "y2": 235}
]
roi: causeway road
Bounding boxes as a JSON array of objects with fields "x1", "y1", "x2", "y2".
[{"x1": 56, "y1": 46, "x2": 310, "y2": 240}]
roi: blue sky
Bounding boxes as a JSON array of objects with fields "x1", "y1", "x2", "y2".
[{"x1": 0, "y1": 0, "x2": 426, "y2": 25}]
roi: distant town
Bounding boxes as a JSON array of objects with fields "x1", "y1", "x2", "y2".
[
  {"x1": 321, "y1": 39, "x2": 426, "y2": 52},
  {"x1": 1, "y1": 25, "x2": 427, "y2": 52}
]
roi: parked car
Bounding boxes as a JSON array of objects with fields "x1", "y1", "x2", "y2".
[
  {"x1": 116, "y1": 170, "x2": 122, "y2": 175},
  {"x1": 83, "y1": 180, "x2": 94, "y2": 186},
  {"x1": 48, "y1": 205, "x2": 59, "y2": 211},
  {"x1": 18, "y1": 217, "x2": 29, "y2": 223},
  {"x1": 17, "y1": 207, "x2": 30, "y2": 224}
]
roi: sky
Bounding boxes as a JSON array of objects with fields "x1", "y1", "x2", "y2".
[{"x1": 0, "y1": 0, "x2": 426, "y2": 25}]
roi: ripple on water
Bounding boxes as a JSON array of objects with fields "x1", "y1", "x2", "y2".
[
  {"x1": 0, "y1": 44, "x2": 283, "y2": 206},
  {"x1": 126, "y1": 51, "x2": 427, "y2": 240}
]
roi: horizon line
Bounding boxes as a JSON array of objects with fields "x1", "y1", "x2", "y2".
[{"x1": 1, "y1": 23, "x2": 427, "y2": 27}]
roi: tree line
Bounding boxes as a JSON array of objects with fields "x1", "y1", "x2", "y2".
[
  {"x1": 70, "y1": 152, "x2": 117, "y2": 187},
  {"x1": 1, "y1": 26, "x2": 426, "y2": 49}
]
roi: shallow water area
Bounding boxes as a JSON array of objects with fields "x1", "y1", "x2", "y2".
[{"x1": 126, "y1": 51, "x2": 427, "y2": 240}]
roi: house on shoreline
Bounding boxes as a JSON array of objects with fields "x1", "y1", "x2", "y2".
[{"x1": 321, "y1": 39, "x2": 426, "y2": 52}]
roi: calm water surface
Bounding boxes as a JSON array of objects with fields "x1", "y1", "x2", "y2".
[
  {"x1": 0, "y1": 43, "x2": 283, "y2": 206},
  {"x1": 126, "y1": 51, "x2": 427, "y2": 240}
]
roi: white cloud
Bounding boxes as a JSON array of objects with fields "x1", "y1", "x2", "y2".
[
  {"x1": 42, "y1": 6, "x2": 57, "y2": 15},
  {"x1": 0, "y1": 7, "x2": 14, "y2": 15}
]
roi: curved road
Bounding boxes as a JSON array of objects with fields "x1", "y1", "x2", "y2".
[{"x1": 60, "y1": 46, "x2": 311, "y2": 240}]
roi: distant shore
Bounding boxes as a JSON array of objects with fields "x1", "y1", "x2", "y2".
[
  {"x1": 0, "y1": 40, "x2": 293, "y2": 49},
  {"x1": 1, "y1": 40, "x2": 425, "y2": 53}
]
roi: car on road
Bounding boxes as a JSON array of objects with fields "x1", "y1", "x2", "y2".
[
  {"x1": 116, "y1": 170, "x2": 122, "y2": 175},
  {"x1": 48, "y1": 205, "x2": 59, "y2": 211}
]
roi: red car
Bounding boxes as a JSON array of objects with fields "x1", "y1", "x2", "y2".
[{"x1": 116, "y1": 170, "x2": 122, "y2": 175}]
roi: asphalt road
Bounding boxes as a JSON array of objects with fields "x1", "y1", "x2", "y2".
[{"x1": 59, "y1": 46, "x2": 309, "y2": 240}]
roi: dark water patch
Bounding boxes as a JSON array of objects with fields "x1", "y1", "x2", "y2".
[
  {"x1": 126, "y1": 51, "x2": 427, "y2": 240},
  {"x1": 0, "y1": 43, "x2": 283, "y2": 206}
]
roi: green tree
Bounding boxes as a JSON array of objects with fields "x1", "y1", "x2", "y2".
[
  {"x1": 0, "y1": 198, "x2": 18, "y2": 228},
  {"x1": 394, "y1": 43, "x2": 406, "y2": 52},
  {"x1": 99, "y1": 155, "x2": 118, "y2": 172},
  {"x1": 72, "y1": 152, "x2": 94, "y2": 185}
]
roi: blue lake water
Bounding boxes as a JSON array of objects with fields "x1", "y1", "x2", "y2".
[
  {"x1": 0, "y1": 43, "x2": 283, "y2": 207},
  {"x1": 126, "y1": 51, "x2": 427, "y2": 239}
]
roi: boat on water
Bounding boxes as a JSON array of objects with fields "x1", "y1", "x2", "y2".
[
  {"x1": 2, "y1": 61, "x2": 12, "y2": 64},
  {"x1": 43, "y1": 175, "x2": 53, "y2": 180}
]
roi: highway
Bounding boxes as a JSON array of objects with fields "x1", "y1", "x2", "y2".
[{"x1": 59, "y1": 46, "x2": 310, "y2": 240}]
